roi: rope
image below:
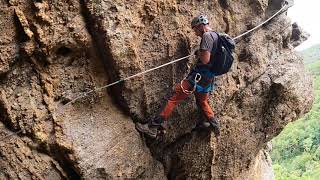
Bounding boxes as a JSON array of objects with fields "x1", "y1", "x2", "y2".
[
  {"x1": 61, "y1": 54, "x2": 193, "y2": 109},
  {"x1": 233, "y1": 1, "x2": 291, "y2": 40},
  {"x1": 0, "y1": 2, "x2": 292, "y2": 143}
]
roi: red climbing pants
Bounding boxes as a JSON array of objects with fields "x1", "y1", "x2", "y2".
[{"x1": 160, "y1": 80, "x2": 215, "y2": 120}]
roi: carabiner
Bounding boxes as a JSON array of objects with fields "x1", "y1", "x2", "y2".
[{"x1": 195, "y1": 73, "x2": 201, "y2": 83}]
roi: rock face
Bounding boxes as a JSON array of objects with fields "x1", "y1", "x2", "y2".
[
  {"x1": 246, "y1": 143, "x2": 275, "y2": 180},
  {"x1": 0, "y1": 0, "x2": 313, "y2": 179},
  {"x1": 291, "y1": 22, "x2": 310, "y2": 47},
  {"x1": 0, "y1": 0, "x2": 164, "y2": 179},
  {"x1": 0, "y1": 123, "x2": 67, "y2": 179}
]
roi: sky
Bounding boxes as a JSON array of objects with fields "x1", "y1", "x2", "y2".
[{"x1": 288, "y1": 0, "x2": 320, "y2": 50}]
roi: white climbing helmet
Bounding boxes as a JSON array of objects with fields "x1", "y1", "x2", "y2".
[{"x1": 191, "y1": 15, "x2": 209, "y2": 28}]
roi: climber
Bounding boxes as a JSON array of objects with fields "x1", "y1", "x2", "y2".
[{"x1": 136, "y1": 15, "x2": 221, "y2": 139}]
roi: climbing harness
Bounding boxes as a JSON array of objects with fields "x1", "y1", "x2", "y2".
[
  {"x1": 0, "y1": 1, "x2": 293, "y2": 144},
  {"x1": 181, "y1": 73, "x2": 202, "y2": 95}
]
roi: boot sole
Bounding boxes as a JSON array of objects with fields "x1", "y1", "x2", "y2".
[
  {"x1": 135, "y1": 124, "x2": 157, "y2": 139},
  {"x1": 211, "y1": 126, "x2": 220, "y2": 136}
]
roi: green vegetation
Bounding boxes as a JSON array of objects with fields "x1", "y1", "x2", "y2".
[
  {"x1": 306, "y1": 60, "x2": 320, "y2": 76},
  {"x1": 300, "y1": 44, "x2": 320, "y2": 64},
  {"x1": 271, "y1": 45, "x2": 320, "y2": 180}
]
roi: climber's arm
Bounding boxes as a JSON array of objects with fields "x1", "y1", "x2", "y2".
[{"x1": 198, "y1": 50, "x2": 211, "y2": 64}]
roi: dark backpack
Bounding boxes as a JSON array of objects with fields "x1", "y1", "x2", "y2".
[{"x1": 209, "y1": 32, "x2": 235, "y2": 76}]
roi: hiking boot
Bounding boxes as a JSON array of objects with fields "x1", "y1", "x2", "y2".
[
  {"x1": 135, "y1": 122, "x2": 158, "y2": 139},
  {"x1": 135, "y1": 116, "x2": 167, "y2": 139},
  {"x1": 208, "y1": 117, "x2": 220, "y2": 136},
  {"x1": 193, "y1": 120, "x2": 210, "y2": 131}
]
